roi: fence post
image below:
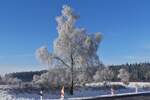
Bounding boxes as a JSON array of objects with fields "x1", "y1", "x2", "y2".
[
  {"x1": 135, "y1": 87, "x2": 138, "y2": 93},
  {"x1": 60, "y1": 86, "x2": 64, "y2": 99},
  {"x1": 40, "y1": 90, "x2": 43, "y2": 100},
  {"x1": 111, "y1": 87, "x2": 115, "y2": 96}
]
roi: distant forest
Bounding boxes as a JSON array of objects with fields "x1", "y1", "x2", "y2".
[
  {"x1": 5, "y1": 70, "x2": 47, "y2": 82},
  {"x1": 5, "y1": 62, "x2": 150, "y2": 82},
  {"x1": 109, "y1": 62, "x2": 150, "y2": 82}
]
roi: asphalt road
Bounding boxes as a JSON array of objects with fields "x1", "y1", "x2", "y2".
[{"x1": 69, "y1": 91, "x2": 150, "y2": 100}]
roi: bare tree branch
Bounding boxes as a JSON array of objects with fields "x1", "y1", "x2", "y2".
[{"x1": 54, "y1": 56, "x2": 70, "y2": 68}]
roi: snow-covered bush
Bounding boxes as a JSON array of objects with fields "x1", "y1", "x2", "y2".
[
  {"x1": 93, "y1": 68, "x2": 114, "y2": 85},
  {"x1": 32, "y1": 72, "x2": 49, "y2": 89},
  {"x1": 48, "y1": 68, "x2": 72, "y2": 88},
  {"x1": 74, "y1": 67, "x2": 99, "y2": 86},
  {"x1": 32, "y1": 74, "x2": 40, "y2": 83},
  {"x1": 11, "y1": 78, "x2": 22, "y2": 85},
  {"x1": 145, "y1": 71, "x2": 150, "y2": 81},
  {"x1": 118, "y1": 68, "x2": 130, "y2": 85},
  {"x1": 1, "y1": 75, "x2": 22, "y2": 86}
]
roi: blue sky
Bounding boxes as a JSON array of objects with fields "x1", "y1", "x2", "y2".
[{"x1": 0, "y1": 0, "x2": 150, "y2": 74}]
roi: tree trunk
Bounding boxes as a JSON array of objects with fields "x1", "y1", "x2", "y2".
[
  {"x1": 70, "y1": 53, "x2": 74, "y2": 95},
  {"x1": 70, "y1": 77, "x2": 73, "y2": 95}
]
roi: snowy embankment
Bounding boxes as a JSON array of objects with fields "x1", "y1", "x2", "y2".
[
  {"x1": 86, "y1": 82, "x2": 150, "y2": 88},
  {"x1": 0, "y1": 82, "x2": 150, "y2": 100}
]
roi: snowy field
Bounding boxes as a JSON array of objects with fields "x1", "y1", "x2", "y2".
[{"x1": 0, "y1": 82, "x2": 150, "y2": 100}]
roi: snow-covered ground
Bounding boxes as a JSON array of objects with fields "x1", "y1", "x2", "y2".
[
  {"x1": 86, "y1": 82, "x2": 150, "y2": 88},
  {"x1": 0, "y1": 82, "x2": 150, "y2": 100}
]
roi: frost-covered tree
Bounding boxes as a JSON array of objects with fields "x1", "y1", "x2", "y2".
[
  {"x1": 118, "y1": 68, "x2": 130, "y2": 85},
  {"x1": 33, "y1": 72, "x2": 49, "y2": 89},
  {"x1": 36, "y1": 5, "x2": 102, "y2": 95},
  {"x1": 2, "y1": 74, "x2": 22, "y2": 86},
  {"x1": 32, "y1": 74, "x2": 40, "y2": 83},
  {"x1": 5, "y1": 77, "x2": 22, "y2": 87},
  {"x1": 145, "y1": 71, "x2": 150, "y2": 81},
  {"x1": 93, "y1": 68, "x2": 114, "y2": 85}
]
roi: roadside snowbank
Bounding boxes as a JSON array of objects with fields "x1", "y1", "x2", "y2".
[{"x1": 86, "y1": 82, "x2": 150, "y2": 88}]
